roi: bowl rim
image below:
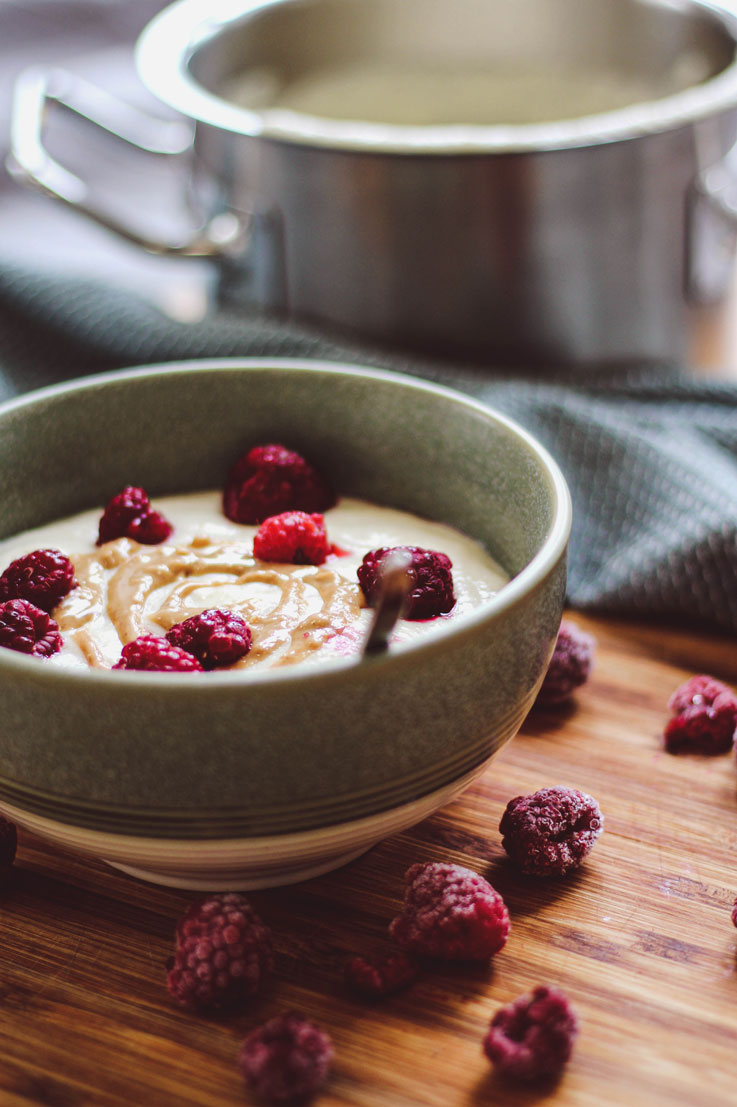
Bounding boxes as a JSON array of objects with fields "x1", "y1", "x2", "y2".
[
  {"x1": 0, "y1": 357, "x2": 572, "y2": 689},
  {"x1": 136, "y1": 0, "x2": 737, "y2": 154}
]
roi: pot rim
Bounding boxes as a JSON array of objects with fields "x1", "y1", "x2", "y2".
[
  {"x1": 137, "y1": 0, "x2": 737, "y2": 154},
  {"x1": 0, "y1": 357, "x2": 571, "y2": 690}
]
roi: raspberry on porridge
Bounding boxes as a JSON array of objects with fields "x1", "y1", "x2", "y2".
[
  {"x1": 358, "y1": 545, "x2": 455, "y2": 620},
  {"x1": 113, "y1": 634, "x2": 204, "y2": 672},
  {"x1": 0, "y1": 548, "x2": 76, "y2": 612},
  {"x1": 254, "y1": 511, "x2": 330, "y2": 566},
  {"x1": 0, "y1": 599, "x2": 62, "y2": 657},
  {"x1": 166, "y1": 609, "x2": 252, "y2": 669},
  {"x1": 223, "y1": 443, "x2": 336, "y2": 525},
  {"x1": 97, "y1": 486, "x2": 173, "y2": 546}
]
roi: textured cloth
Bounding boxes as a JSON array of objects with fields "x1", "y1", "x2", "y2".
[
  {"x1": 3, "y1": 1, "x2": 737, "y2": 635},
  {"x1": 2, "y1": 260, "x2": 737, "y2": 634}
]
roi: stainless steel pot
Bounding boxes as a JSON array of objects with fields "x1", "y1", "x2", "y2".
[{"x1": 10, "y1": 0, "x2": 737, "y2": 367}]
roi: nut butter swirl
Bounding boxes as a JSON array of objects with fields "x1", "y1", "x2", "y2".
[{"x1": 56, "y1": 537, "x2": 365, "y2": 670}]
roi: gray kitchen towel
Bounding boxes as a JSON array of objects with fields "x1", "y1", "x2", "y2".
[
  {"x1": 2, "y1": 0, "x2": 737, "y2": 635},
  {"x1": 1, "y1": 258, "x2": 737, "y2": 635}
]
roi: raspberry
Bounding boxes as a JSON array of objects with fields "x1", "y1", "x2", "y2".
[
  {"x1": 732, "y1": 898, "x2": 737, "y2": 928},
  {"x1": 166, "y1": 609, "x2": 252, "y2": 669},
  {"x1": 97, "y1": 486, "x2": 173, "y2": 546},
  {"x1": 112, "y1": 634, "x2": 204, "y2": 672},
  {"x1": 344, "y1": 952, "x2": 419, "y2": 999},
  {"x1": 663, "y1": 674, "x2": 737, "y2": 755},
  {"x1": 223, "y1": 444, "x2": 336, "y2": 525},
  {"x1": 0, "y1": 599, "x2": 62, "y2": 657},
  {"x1": 358, "y1": 546, "x2": 455, "y2": 620},
  {"x1": 254, "y1": 512, "x2": 330, "y2": 566},
  {"x1": 127, "y1": 510, "x2": 172, "y2": 545},
  {"x1": 500, "y1": 786, "x2": 603, "y2": 877},
  {"x1": 0, "y1": 815, "x2": 17, "y2": 872},
  {"x1": 238, "y1": 1012, "x2": 334, "y2": 1104},
  {"x1": 167, "y1": 892, "x2": 273, "y2": 1011},
  {"x1": 0, "y1": 548, "x2": 76, "y2": 612},
  {"x1": 536, "y1": 620, "x2": 595, "y2": 705},
  {"x1": 389, "y1": 862, "x2": 510, "y2": 960},
  {"x1": 483, "y1": 985, "x2": 578, "y2": 1083}
]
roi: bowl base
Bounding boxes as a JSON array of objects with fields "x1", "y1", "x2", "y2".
[
  {"x1": 0, "y1": 762, "x2": 491, "y2": 890},
  {"x1": 107, "y1": 846, "x2": 371, "y2": 890}
]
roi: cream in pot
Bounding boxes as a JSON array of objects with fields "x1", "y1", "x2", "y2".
[{"x1": 224, "y1": 59, "x2": 712, "y2": 127}]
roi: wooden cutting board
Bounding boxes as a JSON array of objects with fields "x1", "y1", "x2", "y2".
[{"x1": 0, "y1": 610, "x2": 735, "y2": 1107}]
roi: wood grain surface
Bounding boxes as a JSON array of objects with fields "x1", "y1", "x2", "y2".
[{"x1": 0, "y1": 610, "x2": 735, "y2": 1107}]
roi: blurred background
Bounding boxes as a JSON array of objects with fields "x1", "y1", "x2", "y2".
[
  {"x1": 0, "y1": 0, "x2": 214, "y2": 323},
  {"x1": 4, "y1": 0, "x2": 737, "y2": 369},
  {"x1": 5, "y1": 0, "x2": 737, "y2": 635}
]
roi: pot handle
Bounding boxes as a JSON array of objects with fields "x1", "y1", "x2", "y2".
[
  {"x1": 5, "y1": 66, "x2": 245, "y2": 257},
  {"x1": 687, "y1": 128, "x2": 737, "y2": 305}
]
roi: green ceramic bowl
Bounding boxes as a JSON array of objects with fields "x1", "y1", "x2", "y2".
[{"x1": 0, "y1": 359, "x2": 570, "y2": 888}]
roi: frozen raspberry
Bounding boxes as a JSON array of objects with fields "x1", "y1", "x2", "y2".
[
  {"x1": 483, "y1": 985, "x2": 578, "y2": 1083},
  {"x1": 254, "y1": 512, "x2": 330, "y2": 566},
  {"x1": 238, "y1": 1011, "x2": 334, "y2": 1104},
  {"x1": 113, "y1": 634, "x2": 204, "y2": 672},
  {"x1": 389, "y1": 862, "x2": 509, "y2": 960},
  {"x1": 0, "y1": 599, "x2": 62, "y2": 657},
  {"x1": 0, "y1": 548, "x2": 76, "y2": 612},
  {"x1": 167, "y1": 892, "x2": 273, "y2": 1011},
  {"x1": 344, "y1": 951, "x2": 419, "y2": 999},
  {"x1": 0, "y1": 815, "x2": 17, "y2": 872},
  {"x1": 166, "y1": 609, "x2": 252, "y2": 669},
  {"x1": 223, "y1": 444, "x2": 336, "y2": 525},
  {"x1": 358, "y1": 546, "x2": 455, "y2": 620},
  {"x1": 97, "y1": 486, "x2": 173, "y2": 545},
  {"x1": 663, "y1": 674, "x2": 737, "y2": 755},
  {"x1": 536, "y1": 620, "x2": 595, "y2": 705},
  {"x1": 500, "y1": 786, "x2": 603, "y2": 877}
]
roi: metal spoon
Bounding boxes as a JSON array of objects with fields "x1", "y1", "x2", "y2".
[{"x1": 362, "y1": 549, "x2": 414, "y2": 656}]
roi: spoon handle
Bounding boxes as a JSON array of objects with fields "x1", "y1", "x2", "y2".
[{"x1": 363, "y1": 550, "x2": 413, "y2": 655}]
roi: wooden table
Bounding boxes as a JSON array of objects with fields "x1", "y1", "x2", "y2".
[
  {"x1": 4, "y1": 337, "x2": 737, "y2": 1106},
  {"x1": 3, "y1": 613, "x2": 736, "y2": 1106}
]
